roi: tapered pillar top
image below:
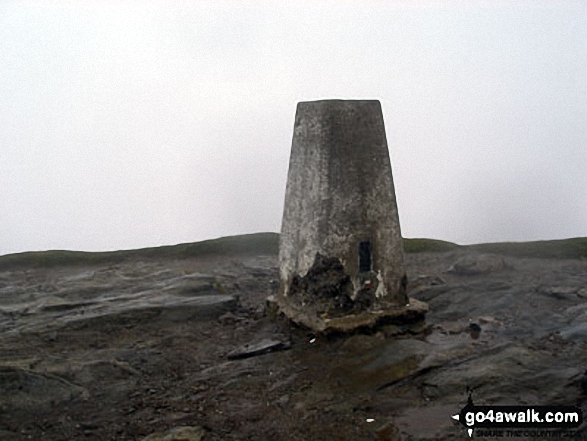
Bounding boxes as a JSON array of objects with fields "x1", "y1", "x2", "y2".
[{"x1": 270, "y1": 98, "x2": 428, "y2": 333}]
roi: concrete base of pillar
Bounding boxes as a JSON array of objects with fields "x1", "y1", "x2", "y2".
[{"x1": 267, "y1": 295, "x2": 428, "y2": 334}]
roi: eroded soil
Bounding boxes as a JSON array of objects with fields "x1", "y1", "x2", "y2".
[{"x1": 0, "y1": 251, "x2": 586, "y2": 440}]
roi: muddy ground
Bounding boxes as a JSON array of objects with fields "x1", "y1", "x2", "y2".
[{"x1": 0, "y1": 249, "x2": 586, "y2": 440}]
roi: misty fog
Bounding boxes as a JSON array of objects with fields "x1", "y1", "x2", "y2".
[{"x1": 1, "y1": 0, "x2": 585, "y2": 255}]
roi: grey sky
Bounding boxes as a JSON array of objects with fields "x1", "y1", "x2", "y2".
[{"x1": 1, "y1": 0, "x2": 586, "y2": 255}]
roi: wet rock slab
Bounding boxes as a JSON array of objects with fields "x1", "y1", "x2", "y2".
[
  {"x1": 0, "y1": 261, "x2": 239, "y2": 335},
  {"x1": 0, "y1": 252, "x2": 586, "y2": 440}
]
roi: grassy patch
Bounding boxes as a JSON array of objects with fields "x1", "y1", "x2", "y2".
[
  {"x1": 1, "y1": 233, "x2": 585, "y2": 271},
  {"x1": 0, "y1": 233, "x2": 279, "y2": 270},
  {"x1": 470, "y1": 237, "x2": 587, "y2": 260},
  {"x1": 403, "y1": 238, "x2": 460, "y2": 253}
]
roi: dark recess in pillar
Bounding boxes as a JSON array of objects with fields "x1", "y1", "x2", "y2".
[{"x1": 359, "y1": 240, "x2": 373, "y2": 272}]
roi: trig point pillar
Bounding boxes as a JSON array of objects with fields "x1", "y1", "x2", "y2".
[{"x1": 272, "y1": 99, "x2": 427, "y2": 333}]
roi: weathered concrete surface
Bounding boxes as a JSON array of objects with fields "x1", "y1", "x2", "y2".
[
  {"x1": 269, "y1": 293, "x2": 428, "y2": 334},
  {"x1": 279, "y1": 100, "x2": 409, "y2": 328}
]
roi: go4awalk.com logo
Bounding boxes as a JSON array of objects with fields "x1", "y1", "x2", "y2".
[{"x1": 451, "y1": 394, "x2": 583, "y2": 438}]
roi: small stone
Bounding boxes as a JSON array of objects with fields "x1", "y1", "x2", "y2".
[
  {"x1": 407, "y1": 320, "x2": 430, "y2": 335},
  {"x1": 469, "y1": 322, "x2": 481, "y2": 332},
  {"x1": 410, "y1": 274, "x2": 446, "y2": 287},
  {"x1": 141, "y1": 425, "x2": 205, "y2": 441},
  {"x1": 227, "y1": 338, "x2": 291, "y2": 360},
  {"x1": 430, "y1": 276, "x2": 446, "y2": 285},
  {"x1": 477, "y1": 316, "x2": 496, "y2": 324},
  {"x1": 375, "y1": 422, "x2": 401, "y2": 441},
  {"x1": 381, "y1": 324, "x2": 403, "y2": 336},
  {"x1": 469, "y1": 322, "x2": 482, "y2": 339},
  {"x1": 538, "y1": 285, "x2": 579, "y2": 300},
  {"x1": 218, "y1": 311, "x2": 238, "y2": 325}
]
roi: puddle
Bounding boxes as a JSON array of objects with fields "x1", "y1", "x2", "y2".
[{"x1": 328, "y1": 338, "x2": 431, "y2": 393}]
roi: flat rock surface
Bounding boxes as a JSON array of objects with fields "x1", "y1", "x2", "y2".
[{"x1": 0, "y1": 251, "x2": 586, "y2": 440}]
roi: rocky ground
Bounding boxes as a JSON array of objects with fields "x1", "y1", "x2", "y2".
[{"x1": 0, "y1": 249, "x2": 586, "y2": 440}]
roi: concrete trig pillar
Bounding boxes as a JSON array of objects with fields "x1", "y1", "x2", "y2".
[{"x1": 272, "y1": 99, "x2": 427, "y2": 333}]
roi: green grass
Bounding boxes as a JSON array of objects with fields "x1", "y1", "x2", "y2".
[
  {"x1": 0, "y1": 233, "x2": 279, "y2": 271},
  {"x1": 1, "y1": 233, "x2": 585, "y2": 271},
  {"x1": 403, "y1": 238, "x2": 461, "y2": 253},
  {"x1": 469, "y1": 237, "x2": 587, "y2": 260}
]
